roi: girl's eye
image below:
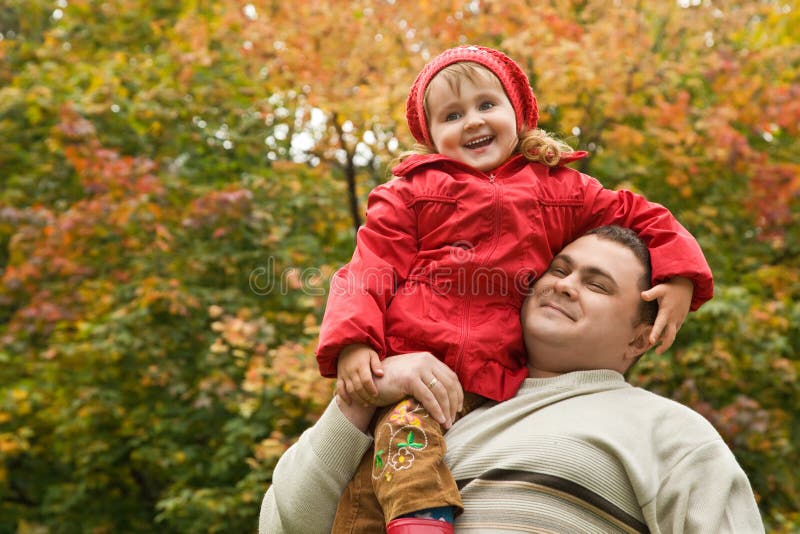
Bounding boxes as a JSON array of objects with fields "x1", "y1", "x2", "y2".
[
  {"x1": 548, "y1": 268, "x2": 567, "y2": 277},
  {"x1": 445, "y1": 112, "x2": 461, "y2": 121},
  {"x1": 479, "y1": 101, "x2": 495, "y2": 111},
  {"x1": 588, "y1": 282, "x2": 607, "y2": 292}
]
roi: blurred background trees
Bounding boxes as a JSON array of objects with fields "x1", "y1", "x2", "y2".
[{"x1": 1, "y1": 0, "x2": 798, "y2": 531}]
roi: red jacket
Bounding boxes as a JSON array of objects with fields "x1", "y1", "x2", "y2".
[{"x1": 316, "y1": 153, "x2": 713, "y2": 401}]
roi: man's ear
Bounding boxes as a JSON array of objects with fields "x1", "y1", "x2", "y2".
[{"x1": 626, "y1": 325, "x2": 655, "y2": 360}]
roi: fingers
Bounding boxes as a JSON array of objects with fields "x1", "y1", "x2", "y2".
[
  {"x1": 436, "y1": 367, "x2": 462, "y2": 423},
  {"x1": 427, "y1": 359, "x2": 462, "y2": 424},
  {"x1": 655, "y1": 323, "x2": 678, "y2": 355},
  {"x1": 649, "y1": 312, "x2": 666, "y2": 348},
  {"x1": 648, "y1": 291, "x2": 686, "y2": 354},
  {"x1": 429, "y1": 376, "x2": 453, "y2": 427},
  {"x1": 336, "y1": 379, "x2": 352, "y2": 405},
  {"x1": 369, "y1": 352, "x2": 384, "y2": 377},
  {"x1": 646, "y1": 288, "x2": 668, "y2": 346},
  {"x1": 337, "y1": 345, "x2": 382, "y2": 405},
  {"x1": 640, "y1": 287, "x2": 662, "y2": 302},
  {"x1": 642, "y1": 279, "x2": 692, "y2": 355},
  {"x1": 424, "y1": 369, "x2": 464, "y2": 428},
  {"x1": 357, "y1": 363, "x2": 379, "y2": 398},
  {"x1": 344, "y1": 382, "x2": 372, "y2": 406},
  {"x1": 353, "y1": 385, "x2": 375, "y2": 407},
  {"x1": 411, "y1": 377, "x2": 449, "y2": 427},
  {"x1": 341, "y1": 373, "x2": 377, "y2": 406}
]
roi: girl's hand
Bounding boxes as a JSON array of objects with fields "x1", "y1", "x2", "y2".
[
  {"x1": 641, "y1": 276, "x2": 694, "y2": 354},
  {"x1": 336, "y1": 344, "x2": 384, "y2": 406}
]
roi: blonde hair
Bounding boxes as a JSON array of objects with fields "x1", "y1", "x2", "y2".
[{"x1": 394, "y1": 62, "x2": 576, "y2": 168}]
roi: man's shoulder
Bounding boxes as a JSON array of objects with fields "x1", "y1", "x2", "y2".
[{"x1": 623, "y1": 386, "x2": 721, "y2": 435}]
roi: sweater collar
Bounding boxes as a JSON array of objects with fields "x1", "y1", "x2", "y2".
[{"x1": 520, "y1": 369, "x2": 628, "y2": 392}]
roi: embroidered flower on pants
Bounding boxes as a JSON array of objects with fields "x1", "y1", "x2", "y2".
[
  {"x1": 388, "y1": 399, "x2": 423, "y2": 428},
  {"x1": 390, "y1": 448, "x2": 415, "y2": 471},
  {"x1": 372, "y1": 427, "x2": 429, "y2": 481},
  {"x1": 373, "y1": 401, "x2": 431, "y2": 482}
]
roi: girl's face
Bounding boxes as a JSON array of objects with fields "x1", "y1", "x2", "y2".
[{"x1": 426, "y1": 68, "x2": 518, "y2": 173}]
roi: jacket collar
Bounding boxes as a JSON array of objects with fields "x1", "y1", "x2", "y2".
[
  {"x1": 391, "y1": 151, "x2": 588, "y2": 179},
  {"x1": 391, "y1": 153, "x2": 528, "y2": 179}
]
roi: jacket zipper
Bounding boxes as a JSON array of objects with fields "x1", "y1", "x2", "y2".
[{"x1": 455, "y1": 172, "x2": 500, "y2": 375}]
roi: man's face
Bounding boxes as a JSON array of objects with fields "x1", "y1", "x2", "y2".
[{"x1": 521, "y1": 235, "x2": 651, "y2": 377}]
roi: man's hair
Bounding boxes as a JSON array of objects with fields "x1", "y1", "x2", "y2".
[{"x1": 584, "y1": 225, "x2": 659, "y2": 326}]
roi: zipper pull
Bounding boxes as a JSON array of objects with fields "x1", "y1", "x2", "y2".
[{"x1": 489, "y1": 173, "x2": 495, "y2": 182}]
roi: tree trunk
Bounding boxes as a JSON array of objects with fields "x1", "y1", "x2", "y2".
[{"x1": 331, "y1": 112, "x2": 362, "y2": 237}]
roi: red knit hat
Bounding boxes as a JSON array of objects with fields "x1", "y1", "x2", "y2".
[{"x1": 406, "y1": 45, "x2": 539, "y2": 146}]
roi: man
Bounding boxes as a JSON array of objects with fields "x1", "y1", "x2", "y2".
[{"x1": 259, "y1": 226, "x2": 763, "y2": 533}]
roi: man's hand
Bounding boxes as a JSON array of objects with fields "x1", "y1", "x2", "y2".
[
  {"x1": 372, "y1": 352, "x2": 463, "y2": 429},
  {"x1": 336, "y1": 344, "x2": 384, "y2": 406},
  {"x1": 641, "y1": 276, "x2": 694, "y2": 354}
]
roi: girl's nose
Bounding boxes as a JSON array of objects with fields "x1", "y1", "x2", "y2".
[{"x1": 463, "y1": 111, "x2": 485, "y2": 130}]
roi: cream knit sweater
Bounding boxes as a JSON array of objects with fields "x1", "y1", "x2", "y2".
[{"x1": 260, "y1": 370, "x2": 764, "y2": 533}]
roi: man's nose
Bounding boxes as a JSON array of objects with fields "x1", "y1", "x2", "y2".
[{"x1": 553, "y1": 275, "x2": 578, "y2": 298}]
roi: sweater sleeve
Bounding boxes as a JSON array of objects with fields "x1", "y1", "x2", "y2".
[
  {"x1": 258, "y1": 399, "x2": 374, "y2": 534},
  {"x1": 577, "y1": 174, "x2": 713, "y2": 310},
  {"x1": 315, "y1": 182, "x2": 419, "y2": 377},
  {"x1": 642, "y1": 440, "x2": 764, "y2": 533}
]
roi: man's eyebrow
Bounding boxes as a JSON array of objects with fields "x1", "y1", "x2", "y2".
[
  {"x1": 553, "y1": 253, "x2": 619, "y2": 288},
  {"x1": 581, "y1": 265, "x2": 619, "y2": 289},
  {"x1": 551, "y1": 254, "x2": 573, "y2": 266}
]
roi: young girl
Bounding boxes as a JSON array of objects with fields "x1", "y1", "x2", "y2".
[{"x1": 316, "y1": 45, "x2": 713, "y2": 534}]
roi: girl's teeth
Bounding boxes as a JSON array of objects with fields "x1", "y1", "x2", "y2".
[{"x1": 466, "y1": 136, "x2": 492, "y2": 148}]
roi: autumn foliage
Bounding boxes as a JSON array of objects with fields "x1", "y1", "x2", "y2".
[{"x1": 1, "y1": 0, "x2": 798, "y2": 531}]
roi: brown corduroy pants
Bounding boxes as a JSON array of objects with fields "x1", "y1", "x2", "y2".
[{"x1": 331, "y1": 394, "x2": 485, "y2": 533}]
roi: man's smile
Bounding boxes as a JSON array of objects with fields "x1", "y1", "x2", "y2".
[{"x1": 539, "y1": 299, "x2": 576, "y2": 321}]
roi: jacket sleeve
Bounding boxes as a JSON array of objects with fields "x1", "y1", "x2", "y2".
[
  {"x1": 642, "y1": 440, "x2": 765, "y2": 533},
  {"x1": 316, "y1": 181, "x2": 419, "y2": 377},
  {"x1": 575, "y1": 174, "x2": 713, "y2": 310},
  {"x1": 258, "y1": 399, "x2": 374, "y2": 534}
]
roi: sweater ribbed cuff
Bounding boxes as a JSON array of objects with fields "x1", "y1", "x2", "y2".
[{"x1": 310, "y1": 399, "x2": 374, "y2": 477}]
